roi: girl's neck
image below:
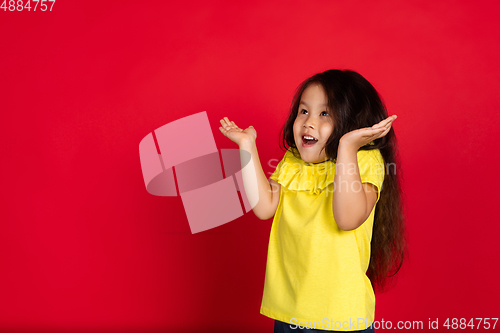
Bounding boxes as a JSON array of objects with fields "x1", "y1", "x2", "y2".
[{"x1": 304, "y1": 158, "x2": 333, "y2": 166}]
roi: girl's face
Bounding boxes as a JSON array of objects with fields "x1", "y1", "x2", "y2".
[{"x1": 293, "y1": 83, "x2": 334, "y2": 164}]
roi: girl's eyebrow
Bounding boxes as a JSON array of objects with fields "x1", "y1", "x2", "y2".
[{"x1": 299, "y1": 101, "x2": 328, "y2": 108}]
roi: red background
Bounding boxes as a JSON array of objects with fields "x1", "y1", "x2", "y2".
[{"x1": 1, "y1": 1, "x2": 499, "y2": 332}]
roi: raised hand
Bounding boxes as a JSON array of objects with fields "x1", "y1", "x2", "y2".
[
  {"x1": 339, "y1": 115, "x2": 397, "y2": 150},
  {"x1": 219, "y1": 117, "x2": 257, "y2": 147}
]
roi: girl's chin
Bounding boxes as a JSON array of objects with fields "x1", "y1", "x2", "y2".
[
  {"x1": 298, "y1": 150, "x2": 329, "y2": 164},
  {"x1": 298, "y1": 153, "x2": 321, "y2": 164}
]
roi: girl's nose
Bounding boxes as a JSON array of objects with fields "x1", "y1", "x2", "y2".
[{"x1": 303, "y1": 120, "x2": 315, "y2": 129}]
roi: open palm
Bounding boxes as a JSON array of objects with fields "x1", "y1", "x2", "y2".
[
  {"x1": 340, "y1": 115, "x2": 397, "y2": 149},
  {"x1": 219, "y1": 117, "x2": 257, "y2": 146}
]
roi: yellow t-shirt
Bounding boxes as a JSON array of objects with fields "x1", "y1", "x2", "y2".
[{"x1": 260, "y1": 147, "x2": 385, "y2": 331}]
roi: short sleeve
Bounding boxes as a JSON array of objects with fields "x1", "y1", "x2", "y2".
[
  {"x1": 269, "y1": 151, "x2": 287, "y2": 183},
  {"x1": 357, "y1": 149, "x2": 385, "y2": 201}
]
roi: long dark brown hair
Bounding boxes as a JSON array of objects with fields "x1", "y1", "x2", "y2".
[{"x1": 279, "y1": 69, "x2": 407, "y2": 292}]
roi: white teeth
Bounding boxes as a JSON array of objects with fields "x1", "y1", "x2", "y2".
[{"x1": 303, "y1": 135, "x2": 317, "y2": 140}]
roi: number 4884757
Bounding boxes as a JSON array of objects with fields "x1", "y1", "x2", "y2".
[{"x1": 1, "y1": 0, "x2": 56, "y2": 11}]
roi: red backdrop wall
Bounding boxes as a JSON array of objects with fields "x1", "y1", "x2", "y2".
[{"x1": 1, "y1": 0, "x2": 499, "y2": 332}]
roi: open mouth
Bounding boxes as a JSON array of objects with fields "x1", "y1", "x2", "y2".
[{"x1": 302, "y1": 135, "x2": 318, "y2": 146}]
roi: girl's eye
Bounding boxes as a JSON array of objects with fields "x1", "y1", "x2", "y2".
[{"x1": 299, "y1": 109, "x2": 329, "y2": 116}]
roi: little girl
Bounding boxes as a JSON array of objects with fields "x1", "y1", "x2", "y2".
[{"x1": 219, "y1": 69, "x2": 406, "y2": 332}]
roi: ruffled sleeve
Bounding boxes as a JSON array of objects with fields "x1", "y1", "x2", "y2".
[
  {"x1": 357, "y1": 149, "x2": 385, "y2": 202},
  {"x1": 269, "y1": 152, "x2": 286, "y2": 183}
]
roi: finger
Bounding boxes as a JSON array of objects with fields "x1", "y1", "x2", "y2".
[
  {"x1": 362, "y1": 127, "x2": 386, "y2": 139},
  {"x1": 221, "y1": 118, "x2": 232, "y2": 129},
  {"x1": 379, "y1": 121, "x2": 391, "y2": 130},
  {"x1": 386, "y1": 115, "x2": 397, "y2": 126},
  {"x1": 382, "y1": 124, "x2": 392, "y2": 136},
  {"x1": 372, "y1": 118, "x2": 391, "y2": 129},
  {"x1": 227, "y1": 120, "x2": 237, "y2": 129},
  {"x1": 384, "y1": 117, "x2": 396, "y2": 129},
  {"x1": 373, "y1": 115, "x2": 396, "y2": 129},
  {"x1": 371, "y1": 126, "x2": 387, "y2": 134},
  {"x1": 376, "y1": 124, "x2": 392, "y2": 138}
]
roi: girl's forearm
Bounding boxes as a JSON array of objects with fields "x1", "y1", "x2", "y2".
[
  {"x1": 332, "y1": 142, "x2": 368, "y2": 230},
  {"x1": 239, "y1": 140, "x2": 274, "y2": 220}
]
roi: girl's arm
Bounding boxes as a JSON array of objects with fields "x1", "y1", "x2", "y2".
[
  {"x1": 239, "y1": 140, "x2": 279, "y2": 220},
  {"x1": 219, "y1": 117, "x2": 278, "y2": 220},
  {"x1": 332, "y1": 115, "x2": 397, "y2": 231},
  {"x1": 332, "y1": 142, "x2": 378, "y2": 231}
]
